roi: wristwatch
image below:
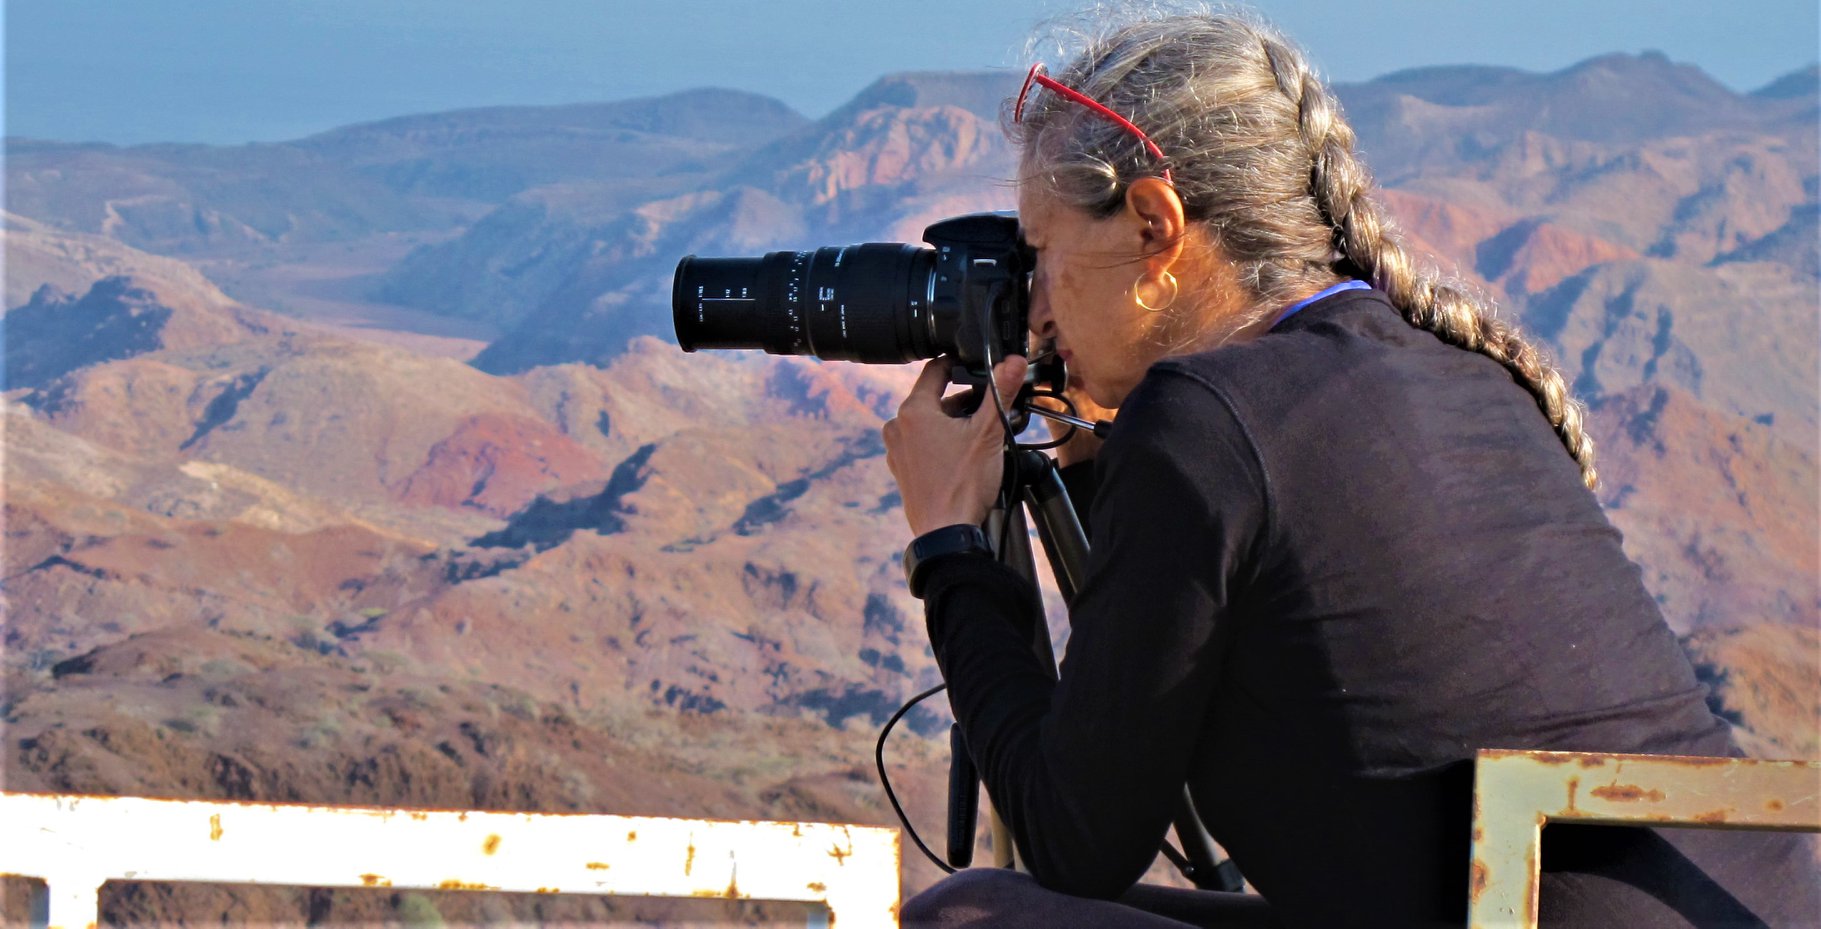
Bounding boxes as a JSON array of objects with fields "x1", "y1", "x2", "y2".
[{"x1": 903, "y1": 524, "x2": 993, "y2": 599}]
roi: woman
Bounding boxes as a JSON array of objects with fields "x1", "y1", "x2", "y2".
[{"x1": 880, "y1": 7, "x2": 1817, "y2": 929}]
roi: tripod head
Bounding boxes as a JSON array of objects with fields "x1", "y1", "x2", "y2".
[{"x1": 943, "y1": 347, "x2": 1113, "y2": 448}]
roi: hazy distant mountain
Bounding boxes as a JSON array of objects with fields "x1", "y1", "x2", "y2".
[
  {"x1": 417, "y1": 57, "x2": 1813, "y2": 380},
  {"x1": 3, "y1": 89, "x2": 807, "y2": 258},
  {"x1": 1348, "y1": 51, "x2": 1810, "y2": 149},
  {"x1": 1752, "y1": 64, "x2": 1821, "y2": 100},
  {"x1": 3, "y1": 275, "x2": 282, "y2": 389},
  {"x1": 293, "y1": 88, "x2": 810, "y2": 197},
  {"x1": 461, "y1": 72, "x2": 1020, "y2": 370},
  {"x1": 2, "y1": 212, "x2": 230, "y2": 310},
  {"x1": 3, "y1": 139, "x2": 466, "y2": 256}
]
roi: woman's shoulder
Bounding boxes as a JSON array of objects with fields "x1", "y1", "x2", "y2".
[
  {"x1": 1155, "y1": 288, "x2": 1547, "y2": 445},
  {"x1": 1159, "y1": 288, "x2": 1431, "y2": 388}
]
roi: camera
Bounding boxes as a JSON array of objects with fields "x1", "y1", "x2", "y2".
[{"x1": 671, "y1": 212, "x2": 1031, "y2": 382}]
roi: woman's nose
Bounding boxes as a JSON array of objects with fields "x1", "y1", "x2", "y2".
[{"x1": 1026, "y1": 283, "x2": 1055, "y2": 340}]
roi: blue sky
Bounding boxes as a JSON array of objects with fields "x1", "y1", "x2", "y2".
[{"x1": 5, "y1": 0, "x2": 1817, "y2": 145}]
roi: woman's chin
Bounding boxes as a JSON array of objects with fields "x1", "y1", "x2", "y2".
[{"x1": 1086, "y1": 380, "x2": 1129, "y2": 410}]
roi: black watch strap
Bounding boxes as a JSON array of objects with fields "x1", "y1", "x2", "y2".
[{"x1": 903, "y1": 524, "x2": 993, "y2": 599}]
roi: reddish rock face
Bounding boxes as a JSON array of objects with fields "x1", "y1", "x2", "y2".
[
  {"x1": 1494, "y1": 222, "x2": 1642, "y2": 294},
  {"x1": 392, "y1": 413, "x2": 611, "y2": 517},
  {"x1": 776, "y1": 104, "x2": 1002, "y2": 206},
  {"x1": 1590, "y1": 384, "x2": 1817, "y2": 633},
  {"x1": 1379, "y1": 189, "x2": 1645, "y2": 297}
]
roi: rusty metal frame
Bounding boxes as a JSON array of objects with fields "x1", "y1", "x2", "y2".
[
  {"x1": 1468, "y1": 749, "x2": 1821, "y2": 929},
  {"x1": 0, "y1": 791, "x2": 901, "y2": 929}
]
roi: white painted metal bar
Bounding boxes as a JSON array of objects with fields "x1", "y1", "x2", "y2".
[
  {"x1": 1468, "y1": 749, "x2": 1821, "y2": 929},
  {"x1": 0, "y1": 791, "x2": 901, "y2": 928}
]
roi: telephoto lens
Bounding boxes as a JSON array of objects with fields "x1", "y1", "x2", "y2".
[
  {"x1": 672, "y1": 244, "x2": 938, "y2": 363},
  {"x1": 671, "y1": 212, "x2": 1031, "y2": 370}
]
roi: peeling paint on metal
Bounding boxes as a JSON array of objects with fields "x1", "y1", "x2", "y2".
[
  {"x1": 1590, "y1": 784, "x2": 1665, "y2": 803},
  {"x1": 1522, "y1": 841, "x2": 1539, "y2": 928},
  {"x1": 684, "y1": 841, "x2": 696, "y2": 876},
  {"x1": 209, "y1": 813, "x2": 222, "y2": 841},
  {"x1": 1470, "y1": 749, "x2": 1821, "y2": 929},
  {"x1": 0, "y1": 792, "x2": 902, "y2": 929}
]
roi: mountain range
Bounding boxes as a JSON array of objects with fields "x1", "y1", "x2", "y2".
[{"x1": 2, "y1": 52, "x2": 1816, "y2": 925}]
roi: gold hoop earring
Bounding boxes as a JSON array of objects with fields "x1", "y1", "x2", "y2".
[{"x1": 1135, "y1": 270, "x2": 1179, "y2": 312}]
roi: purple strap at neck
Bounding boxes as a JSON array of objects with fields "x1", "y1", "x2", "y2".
[{"x1": 1271, "y1": 279, "x2": 1371, "y2": 329}]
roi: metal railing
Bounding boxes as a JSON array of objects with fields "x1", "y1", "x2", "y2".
[
  {"x1": 12, "y1": 750, "x2": 1815, "y2": 928},
  {"x1": 0, "y1": 792, "x2": 901, "y2": 929},
  {"x1": 1468, "y1": 749, "x2": 1821, "y2": 929}
]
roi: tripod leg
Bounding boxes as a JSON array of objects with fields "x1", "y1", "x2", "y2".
[
  {"x1": 1174, "y1": 786, "x2": 1244, "y2": 892},
  {"x1": 972, "y1": 496, "x2": 1055, "y2": 871},
  {"x1": 947, "y1": 724, "x2": 979, "y2": 868}
]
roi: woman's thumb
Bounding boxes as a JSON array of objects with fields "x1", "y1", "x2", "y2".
[{"x1": 993, "y1": 354, "x2": 1028, "y2": 399}]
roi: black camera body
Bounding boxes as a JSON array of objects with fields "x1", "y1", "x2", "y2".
[{"x1": 672, "y1": 212, "x2": 1031, "y2": 382}]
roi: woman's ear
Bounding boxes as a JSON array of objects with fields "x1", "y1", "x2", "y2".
[{"x1": 1124, "y1": 176, "x2": 1187, "y2": 271}]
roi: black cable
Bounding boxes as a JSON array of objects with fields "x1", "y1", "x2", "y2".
[
  {"x1": 1016, "y1": 389, "x2": 1080, "y2": 451},
  {"x1": 1159, "y1": 841, "x2": 1193, "y2": 874},
  {"x1": 981, "y1": 329, "x2": 1025, "y2": 556},
  {"x1": 875, "y1": 682, "x2": 959, "y2": 873}
]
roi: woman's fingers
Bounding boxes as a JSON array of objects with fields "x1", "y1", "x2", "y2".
[
  {"x1": 899, "y1": 356, "x2": 955, "y2": 417},
  {"x1": 882, "y1": 354, "x2": 1029, "y2": 537}
]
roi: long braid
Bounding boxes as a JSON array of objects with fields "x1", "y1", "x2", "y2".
[{"x1": 1263, "y1": 37, "x2": 1599, "y2": 489}]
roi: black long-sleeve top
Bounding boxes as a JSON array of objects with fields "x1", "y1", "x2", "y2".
[{"x1": 921, "y1": 288, "x2": 1816, "y2": 927}]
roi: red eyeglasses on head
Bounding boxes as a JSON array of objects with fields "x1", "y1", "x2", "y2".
[{"x1": 1015, "y1": 63, "x2": 1173, "y2": 185}]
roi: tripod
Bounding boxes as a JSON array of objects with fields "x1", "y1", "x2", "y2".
[{"x1": 940, "y1": 421, "x2": 1244, "y2": 893}]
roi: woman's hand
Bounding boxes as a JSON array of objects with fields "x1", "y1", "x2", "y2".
[{"x1": 883, "y1": 355, "x2": 1029, "y2": 537}]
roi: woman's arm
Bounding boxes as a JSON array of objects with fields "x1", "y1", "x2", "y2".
[{"x1": 921, "y1": 366, "x2": 1270, "y2": 898}]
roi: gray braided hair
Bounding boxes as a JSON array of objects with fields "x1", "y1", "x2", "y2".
[{"x1": 1012, "y1": 5, "x2": 1597, "y2": 488}]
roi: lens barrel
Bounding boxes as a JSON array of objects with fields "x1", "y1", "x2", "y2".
[{"x1": 673, "y1": 244, "x2": 938, "y2": 364}]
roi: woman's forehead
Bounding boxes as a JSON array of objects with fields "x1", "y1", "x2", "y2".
[{"x1": 1015, "y1": 183, "x2": 1064, "y2": 235}]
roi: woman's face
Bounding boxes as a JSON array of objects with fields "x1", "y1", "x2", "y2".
[{"x1": 1018, "y1": 180, "x2": 1158, "y2": 409}]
